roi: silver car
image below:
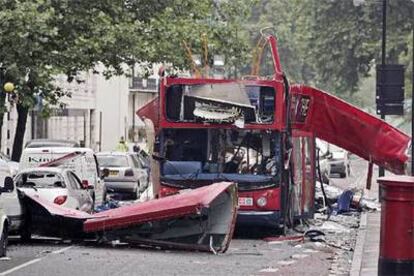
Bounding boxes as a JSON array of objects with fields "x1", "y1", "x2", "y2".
[{"x1": 97, "y1": 152, "x2": 149, "y2": 199}]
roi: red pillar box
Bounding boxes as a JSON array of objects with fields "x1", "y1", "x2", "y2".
[{"x1": 377, "y1": 176, "x2": 414, "y2": 276}]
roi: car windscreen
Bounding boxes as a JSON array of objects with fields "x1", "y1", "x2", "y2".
[
  {"x1": 16, "y1": 172, "x2": 66, "y2": 188},
  {"x1": 97, "y1": 155, "x2": 129, "y2": 167}
]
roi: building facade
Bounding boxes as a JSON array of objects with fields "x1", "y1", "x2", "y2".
[{"x1": 1, "y1": 65, "x2": 159, "y2": 157}]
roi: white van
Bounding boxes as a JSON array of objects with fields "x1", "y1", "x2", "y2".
[{"x1": 19, "y1": 147, "x2": 104, "y2": 206}]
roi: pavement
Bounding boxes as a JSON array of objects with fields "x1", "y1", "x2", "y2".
[{"x1": 350, "y1": 166, "x2": 382, "y2": 276}]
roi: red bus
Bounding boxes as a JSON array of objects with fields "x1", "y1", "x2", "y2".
[
  {"x1": 137, "y1": 34, "x2": 410, "y2": 229},
  {"x1": 154, "y1": 78, "x2": 316, "y2": 228},
  {"x1": 142, "y1": 35, "x2": 316, "y2": 229}
]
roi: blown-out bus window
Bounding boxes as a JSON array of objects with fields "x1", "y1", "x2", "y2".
[{"x1": 165, "y1": 83, "x2": 275, "y2": 124}]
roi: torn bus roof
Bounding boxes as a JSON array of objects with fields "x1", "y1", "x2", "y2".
[
  {"x1": 20, "y1": 190, "x2": 95, "y2": 220},
  {"x1": 136, "y1": 78, "x2": 411, "y2": 174},
  {"x1": 19, "y1": 182, "x2": 237, "y2": 253},
  {"x1": 136, "y1": 97, "x2": 160, "y2": 132},
  {"x1": 291, "y1": 84, "x2": 410, "y2": 174},
  {"x1": 84, "y1": 181, "x2": 236, "y2": 231}
]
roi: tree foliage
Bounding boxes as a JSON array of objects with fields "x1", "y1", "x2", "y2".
[
  {"x1": 0, "y1": 0, "x2": 253, "y2": 159},
  {"x1": 253, "y1": 0, "x2": 413, "y2": 99}
]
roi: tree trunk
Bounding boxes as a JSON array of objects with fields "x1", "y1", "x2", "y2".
[
  {"x1": 0, "y1": 113, "x2": 4, "y2": 152},
  {"x1": 0, "y1": 84, "x2": 6, "y2": 151},
  {"x1": 11, "y1": 103, "x2": 29, "y2": 161}
]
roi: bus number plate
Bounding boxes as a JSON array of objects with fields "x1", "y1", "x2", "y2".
[{"x1": 239, "y1": 197, "x2": 253, "y2": 206}]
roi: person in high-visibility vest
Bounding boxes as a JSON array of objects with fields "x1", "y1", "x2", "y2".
[{"x1": 115, "y1": 136, "x2": 128, "y2": 152}]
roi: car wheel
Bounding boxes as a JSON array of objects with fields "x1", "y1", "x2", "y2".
[
  {"x1": 0, "y1": 223, "x2": 8, "y2": 257},
  {"x1": 339, "y1": 172, "x2": 346, "y2": 178}
]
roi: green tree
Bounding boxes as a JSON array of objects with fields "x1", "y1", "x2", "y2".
[
  {"x1": 252, "y1": 0, "x2": 413, "y2": 101},
  {"x1": 0, "y1": 0, "x2": 253, "y2": 160}
]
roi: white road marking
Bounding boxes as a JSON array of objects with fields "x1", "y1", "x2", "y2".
[
  {"x1": 277, "y1": 260, "x2": 296, "y2": 266},
  {"x1": 51, "y1": 245, "x2": 73, "y2": 254},
  {"x1": 291, "y1": 253, "x2": 309, "y2": 259},
  {"x1": 303, "y1": 249, "x2": 319, "y2": 253},
  {"x1": 259, "y1": 267, "x2": 279, "y2": 273},
  {"x1": 0, "y1": 258, "x2": 41, "y2": 276},
  {"x1": 267, "y1": 241, "x2": 283, "y2": 245},
  {"x1": 0, "y1": 245, "x2": 73, "y2": 275}
]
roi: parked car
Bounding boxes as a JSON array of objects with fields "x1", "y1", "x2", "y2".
[
  {"x1": 0, "y1": 168, "x2": 92, "y2": 241},
  {"x1": 24, "y1": 139, "x2": 79, "y2": 148},
  {"x1": 327, "y1": 145, "x2": 350, "y2": 178},
  {"x1": 19, "y1": 147, "x2": 104, "y2": 206},
  {"x1": 96, "y1": 152, "x2": 149, "y2": 199},
  {"x1": 315, "y1": 139, "x2": 330, "y2": 184},
  {"x1": 0, "y1": 178, "x2": 12, "y2": 257},
  {"x1": 134, "y1": 149, "x2": 150, "y2": 174}
]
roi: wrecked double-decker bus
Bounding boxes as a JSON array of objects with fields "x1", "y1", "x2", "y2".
[
  {"x1": 138, "y1": 34, "x2": 410, "y2": 230},
  {"x1": 153, "y1": 77, "x2": 315, "y2": 228}
]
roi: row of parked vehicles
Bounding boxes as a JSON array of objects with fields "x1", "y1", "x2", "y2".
[{"x1": 0, "y1": 139, "x2": 150, "y2": 257}]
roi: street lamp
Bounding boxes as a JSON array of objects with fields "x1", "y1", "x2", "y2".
[{"x1": 3, "y1": 82, "x2": 14, "y2": 93}]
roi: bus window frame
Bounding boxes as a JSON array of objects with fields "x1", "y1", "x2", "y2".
[{"x1": 159, "y1": 77, "x2": 286, "y2": 131}]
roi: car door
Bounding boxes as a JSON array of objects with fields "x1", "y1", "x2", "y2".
[
  {"x1": 0, "y1": 172, "x2": 23, "y2": 232},
  {"x1": 66, "y1": 172, "x2": 92, "y2": 212}
]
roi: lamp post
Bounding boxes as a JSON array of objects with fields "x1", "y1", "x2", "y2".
[
  {"x1": 379, "y1": 0, "x2": 387, "y2": 178},
  {"x1": 411, "y1": 27, "x2": 414, "y2": 176}
]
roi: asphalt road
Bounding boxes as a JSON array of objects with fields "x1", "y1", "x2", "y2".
[
  {"x1": 0, "y1": 157, "x2": 370, "y2": 276},
  {"x1": 1, "y1": 236, "x2": 334, "y2": 276}
]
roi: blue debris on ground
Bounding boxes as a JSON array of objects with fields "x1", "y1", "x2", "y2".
[{"x1": 94, "y1": 199, "x2": 120, "y2": 213}]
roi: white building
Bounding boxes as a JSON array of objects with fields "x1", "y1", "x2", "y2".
[{"x1": 1, "y1": 66, "x2": 159, "y2": 157}]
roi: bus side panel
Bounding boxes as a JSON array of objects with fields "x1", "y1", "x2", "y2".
[{"x1": 291, "y1": 131, "x2": 315, "y2": 219}]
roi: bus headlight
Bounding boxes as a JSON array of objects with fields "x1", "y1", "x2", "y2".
[{"x1": 257, "y1": 197, "x2": 267, "y2": 207}]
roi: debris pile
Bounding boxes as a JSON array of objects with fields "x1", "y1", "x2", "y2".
[{"x1": 315, "y1": 181, "x2": 380, "y2": 213}]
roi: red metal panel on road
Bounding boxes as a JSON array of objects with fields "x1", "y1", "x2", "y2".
[
  {"x1": 21, "y1": 192, "x2": 95, "y2": 219},
  {"x1": 291, "y1": 85, "x2": 410, "y2": 175},
  {"x1": 83, "y1": 182, "x2": 234, "y2": 232}
]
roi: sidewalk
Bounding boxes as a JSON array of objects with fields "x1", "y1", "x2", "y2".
[
  {"x1": 350, "y1": 183, "x2": 381, "y2": 276},
  {"x1": 350, "y1": 211, "x2": 381, "y2": 276}
]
